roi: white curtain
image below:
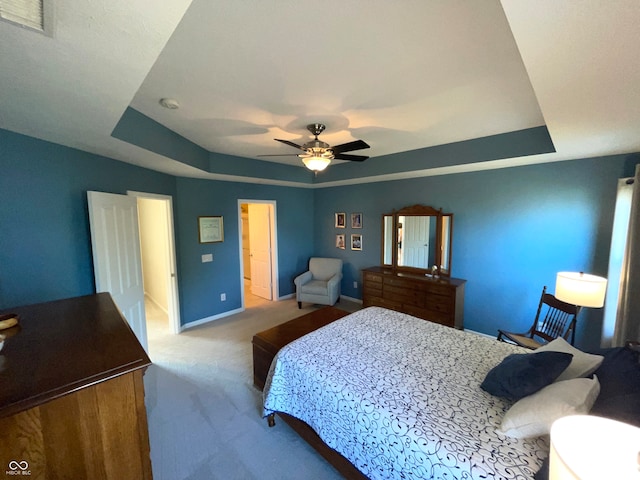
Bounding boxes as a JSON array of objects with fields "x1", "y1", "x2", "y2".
[
  {"x1": 612, "y1": 164, "x2": 640, "y2": 346},
  {"x1": 601, "y1": 177, "x2": 634, "y2": 346}
]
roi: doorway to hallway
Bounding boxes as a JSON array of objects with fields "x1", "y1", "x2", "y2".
[
  {"x1": 132, "y1": 192, "x2": 181, "y2": 340},
  {"x1": 238, "y1": 200, "x2": 279, "y2": 310}
]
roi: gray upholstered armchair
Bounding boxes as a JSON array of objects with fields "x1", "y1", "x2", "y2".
[{"x1": 294, "y1": 257, "x2": 343, "y2": 309}]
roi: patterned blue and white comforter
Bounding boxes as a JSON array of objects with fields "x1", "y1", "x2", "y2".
[{"x1": 263, "y1": 307, "x2": 549, "y2": 480}]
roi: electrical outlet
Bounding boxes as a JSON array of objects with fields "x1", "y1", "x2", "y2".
[
  {"x1": 353, "y1": 281, "x2": 358, "y2": 288},
  {"x1": 220, "y1": 293, "x2": 226, "y2": 301}
]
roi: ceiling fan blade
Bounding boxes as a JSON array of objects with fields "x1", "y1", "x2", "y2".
[
  {"x1": 274, "y1": 139, "x2": 305, "y2": 151},
  {"x1": 334, "y1": 153, "x2": 369, "y2": 162},
  {"x1": 332, "y1": 139, "x2": 370, "y2": 154},
  {"x1": 257, "y1": 154, "x2": 302, "y2": 157}
]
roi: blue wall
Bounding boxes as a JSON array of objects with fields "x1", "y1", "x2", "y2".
[
  {"x1": 0, "y1": 129, "x2": 177, "y2": 307},
  {"x1": 1, "y1": 127, "x2": 638, "y2": 349},
  {"x1": 174, "y1": 177, "x2": 314, "y2": 323},
  {"x1": 313, "y1": 156, "x2": 638, "y2": 349},
  {"x1": 0, "y1": 129, "x2": 315, "y2": 326}
]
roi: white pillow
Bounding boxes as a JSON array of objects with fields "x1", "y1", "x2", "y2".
[
  {"x1": 498, "y1": 376, "x2": 600, "y2": 439},
  {"x1": 535, "y1": 337, "x2": 603, "y2": 381}
]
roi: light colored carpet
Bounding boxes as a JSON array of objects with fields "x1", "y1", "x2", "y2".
[{"x1": 143, "y1": 289, "x2": 360, "y2": 480}]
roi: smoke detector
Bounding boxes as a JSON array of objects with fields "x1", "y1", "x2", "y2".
[{"x1": 159, "y1": 98, "x2": 179, "y2": 110}]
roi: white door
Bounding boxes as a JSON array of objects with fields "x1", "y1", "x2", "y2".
[
  {"x1": 400, "y1": 216, "x2": 430, "y2": 268},
  {"x1": 248, "y1": 203, "x2": 272, "y2": 300},
  {"x1": 87, "y1": 191, "x2": 148, "y2": 351}
]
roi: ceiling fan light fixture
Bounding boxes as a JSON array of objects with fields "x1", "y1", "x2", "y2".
[
  {"x1": 301, "y1": 155, "x2": 331, "y2": 172},
  {"x1": 262, "y1": 123, "x2": 370, "y2": 171}
]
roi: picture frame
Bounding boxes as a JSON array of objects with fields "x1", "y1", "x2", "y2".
[
  {"x1": 351, "y1": 234, "x2": 362, "y2": 251},
  {"x1": 335, "y1": 212, "x2": 346, "y2": 228},
  {"x1": 198, "y1": 216, "x2": 224, "y2": 243},
  {"x1": 336, "y1": 234, "x2": 346, "y2": 249},
  {"x1": 351, "y1": 213, "x2": 363, "y2": 229}
]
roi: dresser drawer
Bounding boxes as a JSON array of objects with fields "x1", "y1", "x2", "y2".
[
  {"x1": 384, "y1": 284, "x2": 426, "y2": 308},
  {"x1": 422, "y1": 309, "x2": 453, "y2": 326},
  {"x1": 425, "y1": 294, "x2": 452, "y2": 313},
  {"x1": 382, "y1": 276, "x2": 415, "y2": 289},
  {"x1": 424, "y1": 283, "x2": 454, "y2": 297},
  {"x1": 363, "y1": 272, "x2": 383, "y2": 284},
  {"x1": 363, "y1": 285, "x2": 383, "y2": 298},
  {"x1": 368, "y1": 296, "x2": 402, "y2": 311}
]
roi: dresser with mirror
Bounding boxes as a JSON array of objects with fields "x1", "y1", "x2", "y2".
[{"x1": 362, "y1": 204, "x2": 466, "y2": 329}]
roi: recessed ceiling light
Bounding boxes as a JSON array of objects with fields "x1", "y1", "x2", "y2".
[{"x1": 159, "y1": 98, "x2": 179, "y2": 110}]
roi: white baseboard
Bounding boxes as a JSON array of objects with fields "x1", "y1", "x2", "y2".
[
  {"x1": 340, "y1": 294, "x2": 363, "y2": 304},
  {"x1": 464, "y1": 328, "x2": 495, "y2": 339},
  {"x1": 180, "y1": 307, "x2": 244, "y2": 332},
  {"x1": 276, "y1": 293, "x2": 361, "y2": 304},
  {"x1": 144, "y1": 293, "x2": 168, "y2": 315}
]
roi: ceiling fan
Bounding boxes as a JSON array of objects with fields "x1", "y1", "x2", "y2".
[{"x1": 259, "y1": 123, "x2": 370, "y2": 172}]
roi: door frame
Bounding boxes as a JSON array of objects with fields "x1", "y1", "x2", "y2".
[
  {"x1": 237, "y1": 199, "x2": 279, "y2": 307},
  {"x1": 128, "y1": 190, "x2": 181, "y2": 334}
]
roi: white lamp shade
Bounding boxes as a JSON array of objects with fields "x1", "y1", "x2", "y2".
[
  {"x1": 555, "y1": 272, "x2": 607, "y2": 307},
  {"x1": 301, "y1": 156, "x2": 331, "y2": 172},
  {"x1": 550, "y1": 415, "x2": 640, "y2": 480}
]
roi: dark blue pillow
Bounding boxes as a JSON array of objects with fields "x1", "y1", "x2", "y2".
[
  {"x1": 481, "y1": 351, "x2": 573, "y2": 400},
  {"x1": 590, "y1": 347, "x2": 640, "y2": 427}
]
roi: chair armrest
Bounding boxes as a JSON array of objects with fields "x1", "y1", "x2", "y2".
[
  {"x1": 294, "y1": 271, "x2": 313, "y2": 286},
  {"x1": 326, "y1": 272, "x2": 343, "y2": 289}
]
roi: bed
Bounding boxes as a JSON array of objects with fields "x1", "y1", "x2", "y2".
[{"x1": 263, "y1": 307, "x2": 551, "y2": 480}]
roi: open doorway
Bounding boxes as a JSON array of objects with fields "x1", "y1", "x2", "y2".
[
  {"x1": 238, "y1": 200, "x2": 279, "y2": 309},
  {"x1": 129, "y1": 191, "x2": 181, "y2": 339}
]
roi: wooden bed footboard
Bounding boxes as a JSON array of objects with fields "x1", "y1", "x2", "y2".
[{"x1": 273, "y1": 412, "x2": 369, "y2": 480}]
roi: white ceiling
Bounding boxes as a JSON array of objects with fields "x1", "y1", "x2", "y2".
[{"x1": 0, "y1": 0, "x2": 639, "y2": 185}]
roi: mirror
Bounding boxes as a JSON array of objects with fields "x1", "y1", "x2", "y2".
[
  {"x1": 382, "y1": 215, "x2": 394, "y2": 266},
  {"x1": 397, "y1": 215, "x2": 437, "y2": 269},
  {"x1": 441, "y1": 214, "x2": 452, "y2": 276},
  {"x1": 381, "y1": 205, "x2": 453, "y2": 277}
]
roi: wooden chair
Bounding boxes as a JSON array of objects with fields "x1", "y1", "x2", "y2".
[{"x1": 497, "y1": 286, "x2": 579, "y2": 349}]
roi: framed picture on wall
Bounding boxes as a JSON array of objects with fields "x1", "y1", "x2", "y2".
[
  {"x1": 335, "y1": 212, "x2": 346, "y2": 228},
  {"x1": 351, "y1": 234, "x2": 362, "y2": 251},
  {"x1": 351, "y1": 213, "x2": 362, "y2": 229},
  {"x1": 198, "y1": 216, "x2": 224, "y2": 243},
  {"x1": 336, "y1": 234, "x2": 346, "y2": 249}
]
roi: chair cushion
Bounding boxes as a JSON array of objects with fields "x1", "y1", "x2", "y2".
[
  {"x1": 300, "y1": 279, "x2": 329, "y2": 296},
  {"x1": 309, "y1": 258, "x2": 342, "y2": 281},
  {"x1": 480, "y1": 351, "x2": 573, "y2": 400},
  {"x1": 501, "y1": 332, "x2": 543, "y2": 350},
  {"x1": 534, "y1": 337, "x2": 604, "y2": 381}
]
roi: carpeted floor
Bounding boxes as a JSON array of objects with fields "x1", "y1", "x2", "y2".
[{"x1": 143, "y1": 288, "x2": 360, "y2": 480}]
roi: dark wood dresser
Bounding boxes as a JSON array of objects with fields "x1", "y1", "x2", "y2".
[
  {"x1": 0, "y1": 293, "x2": 152, "y2": 479},
  {"x1": 362, "y1": 266, "x2": 466, "y2": 329}
]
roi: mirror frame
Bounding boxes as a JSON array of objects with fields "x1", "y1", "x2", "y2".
[{"x1": 381, "y1": 204, "x2": 453, "y2": 277}]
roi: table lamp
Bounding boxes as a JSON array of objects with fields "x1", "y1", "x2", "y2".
[
  {"x1": 555, "y1": 272, "x2": 608, "y2": 308},
  {"x1": 550, "y1": 415, "x2": 640, "y2": 479}
]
